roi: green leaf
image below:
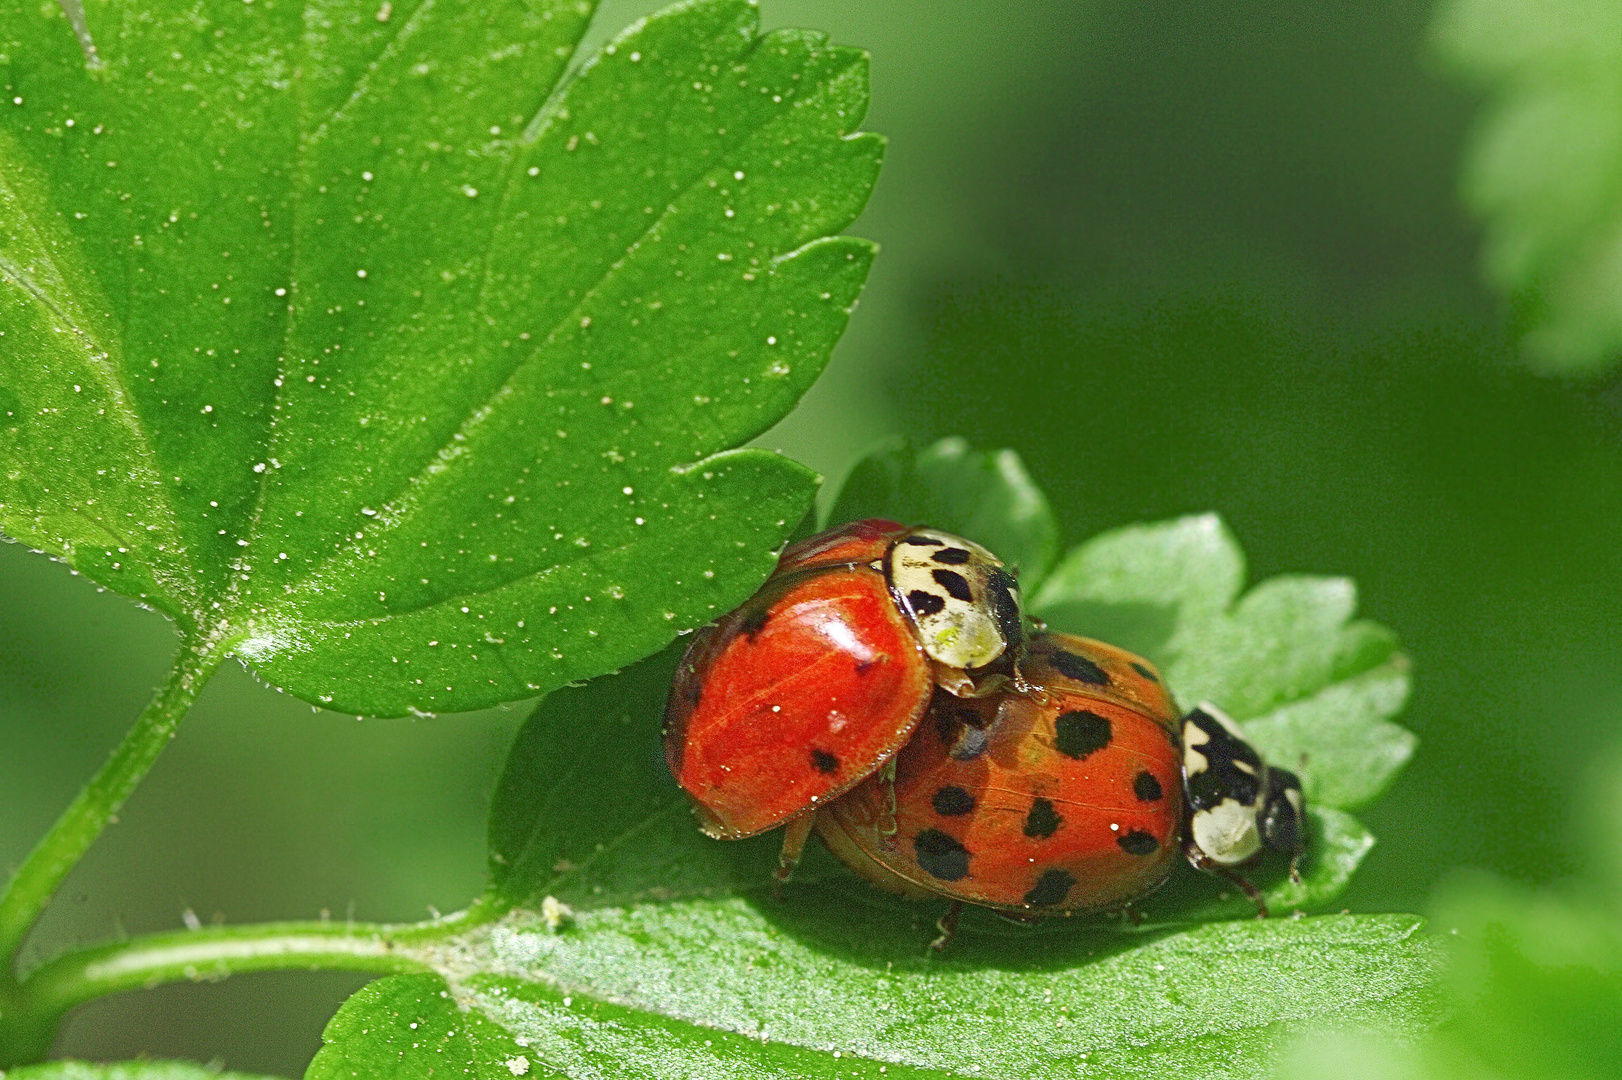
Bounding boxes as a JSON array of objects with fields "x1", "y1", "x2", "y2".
[
  {"x1": 1243, "y1": 657, "x2": 1415, "y2": 811},
  {"x1": 2, "y1": 1064, "x2": 277, "y2": 1080},
  {"x1": 0, "y1": 0, "x2": 879, "y2": 714},
  {"x1": 826, "y1": 436, "x2": 1058, "y2": 588},
  {"x1": 334, "y1": 477, "x2": 1428, "y2": 1078},
  {"x1": 1032, "y1": 513, "x2": 1412, "y2": 811},
  {"x1": 1432, "y1": 0, "x2": 1622, "y2": 373},
  {"x1": 324, "y1": 911, "x2": 1440, "y2": 1080}
]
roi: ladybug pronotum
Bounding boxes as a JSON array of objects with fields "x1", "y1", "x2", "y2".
[{"x1": 662, "y1": 519, "x2": 1026, "y2": 882}]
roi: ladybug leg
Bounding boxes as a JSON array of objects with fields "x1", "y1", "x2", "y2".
[
  {"x1": 772, "y1": 812, "x2": 816, "y2": 895},
  {"x1": 1185, "y1": 840, "x2": 1270, "y2": 919},
  {"x1": 928, "y1": 900, "x2": 964, "y2": 953}
]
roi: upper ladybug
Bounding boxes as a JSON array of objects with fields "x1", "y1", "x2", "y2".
[{"x1": 663, "y1": 518, "x2": 1024, "y2": 879}]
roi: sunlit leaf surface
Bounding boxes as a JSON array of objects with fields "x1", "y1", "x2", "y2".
[{"x1": 0, "y1": 0, "x2": 879, "y2": 713}]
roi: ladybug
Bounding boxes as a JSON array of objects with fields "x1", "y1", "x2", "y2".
[
  {"x1": 663, "y1": 518, "x2": 1025, "y2": 882},
  {"x1": 815, "y1": 632, "x2": 1186, "y2": 946},
  {"x1": 1179, "y1": 702, "x2": 1306, "y2": 916},
  {"x1": 816, "y1": 634, "x2": 1310, "y2": 947}
]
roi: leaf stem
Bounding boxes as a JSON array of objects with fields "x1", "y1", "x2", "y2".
[
  {"x1": 0, "y1": 908, "x2": 485, "y2": 1066},
  {"x1": 0, "y1": 632, "x2": 228, "y2": 974}
]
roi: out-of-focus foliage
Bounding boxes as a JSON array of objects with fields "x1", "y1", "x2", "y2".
[
  {"x1": 1433, "y1": 0, "x2": 1622, "y2": 373},
  {"x1": 1, "y1": 1065, "x2": 276, "y2": 1080},
  {"x1": 1274, "y1": 751, "x2": 1622, "y2": 1080}
]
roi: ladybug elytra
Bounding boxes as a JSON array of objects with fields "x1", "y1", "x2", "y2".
[{"x1": 816, "y1": 632, "x2": 1185, "y2": 941}]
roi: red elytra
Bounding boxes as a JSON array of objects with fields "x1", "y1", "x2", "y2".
[
  {"x1": 663, "y1": 519, "x2": 1022, "y2": 863},
  {"x1": 816, "y1": 632, "x2": 1183, "y2": 920}
]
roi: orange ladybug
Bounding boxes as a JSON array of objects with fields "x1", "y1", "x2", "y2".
[
  {"x1": 663, "y1": 519, "x2": 1025, "y2": 881},
  {"x1": 815, "y1": 632, "x2": 1185, "y2": 945}
]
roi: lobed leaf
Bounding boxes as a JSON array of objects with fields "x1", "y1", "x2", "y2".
[
  {"x1": 0, "y1": 0, "x2": 880, "y2": 714},
  {"x1": 826, "y1": 436, "x2": 1058, "y2": 589},
  {"x1": 1432, "y1": 0, "x2": 1622, "y2": 373},
  {"x1": 1032, "y1": 513, "x2": 1413, "y2": 808}
]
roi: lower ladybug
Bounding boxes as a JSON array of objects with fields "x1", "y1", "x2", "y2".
[
  {"x1": 815, "y1": 632, "x2": 1185, "y2": 946},
  {"x1": 663, "y1": 518, "x2": 1026, "y2": 883},
  {"x1": 817, "y1": 634, "x2": 1309, "y2": 947}
]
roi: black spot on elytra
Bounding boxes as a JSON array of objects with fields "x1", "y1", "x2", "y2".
[
  {"x1": 1047, "y1": 649, "x2": 1109, "y2": 686},
  {"x1": 1024, "y1": 797, "x2": 1063, "y2": 838},
  {"x1": 1134, "y1": 770, "x2": 1164, "y2": 802},
  {"x1": 1118, "y1": 829, "x2": 1160, "y2": 856},
  {"x1": 932, "y1": 785, "x2": 976, "y2": 816},
  {"x1": 854, "y1": 658, "x2": 877, "y2": 676},
  {"x1": 736, "y1": 604, "x2": 771, "y2": 640},
  {"x1": 1022, "y1": 869, "x2": 1076, "y2": 907},
  {"x1": 1054, "y1": 710, "x2": 1111, "y2": 760},
  {"x1": 913, "y1": 829, "x2": 971, "y2": 881},
  {"x1": 932, "y1": 547, "x2": 972, "y2": 565},
  {"x1": 908, "y1": 589, "x2": 946, "y2": 617},
  {"x1": 810, "y1": 749, "x2": 839, "y2": 775},
  {"x1": 1129, "y1": 661, "x2": 1159, "y2": 682},
  {"x1": 931, "y1": 568, "x2": 974, "y2": 602}
]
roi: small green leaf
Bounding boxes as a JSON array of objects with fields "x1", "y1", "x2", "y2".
[
  {"x1": 0, "y1": 0, "x2": 879, "y2": 714},
  {"x1": 1031, "y1": 512, "x2": 1244, "y2": 653},
  {"x1": 1243, "y1": 657, "x2": 1415, "y2": 811},
  {"x1": 1032, "y1": 513, "x2": 1412, "y2": 812},
  {"x1": 1432, "y1": 0, "x2": 1622, "y2": 373},
  {"x1": 827, "y1": 436, "x2": 1058, "y2": 588},
  {"x1": 3, "y1": 1064, "x2": 277, "y2": 1080}
]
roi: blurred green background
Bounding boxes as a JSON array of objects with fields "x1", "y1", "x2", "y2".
[{"x1": 4, "y1": 1, "x2": 1620, "y2": 1074}]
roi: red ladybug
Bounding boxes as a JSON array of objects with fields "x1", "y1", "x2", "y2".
[
  {"x1": 815, "y1": 632, "x2": 1184, "y2": 945},
  {"x1": 663, "y1": 519, "x2": 1025, "y2": 881}
]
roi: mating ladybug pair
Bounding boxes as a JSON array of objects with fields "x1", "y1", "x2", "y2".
[{"x1": 663, "y1": 519, "x2": 1305, "y2": 947}]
